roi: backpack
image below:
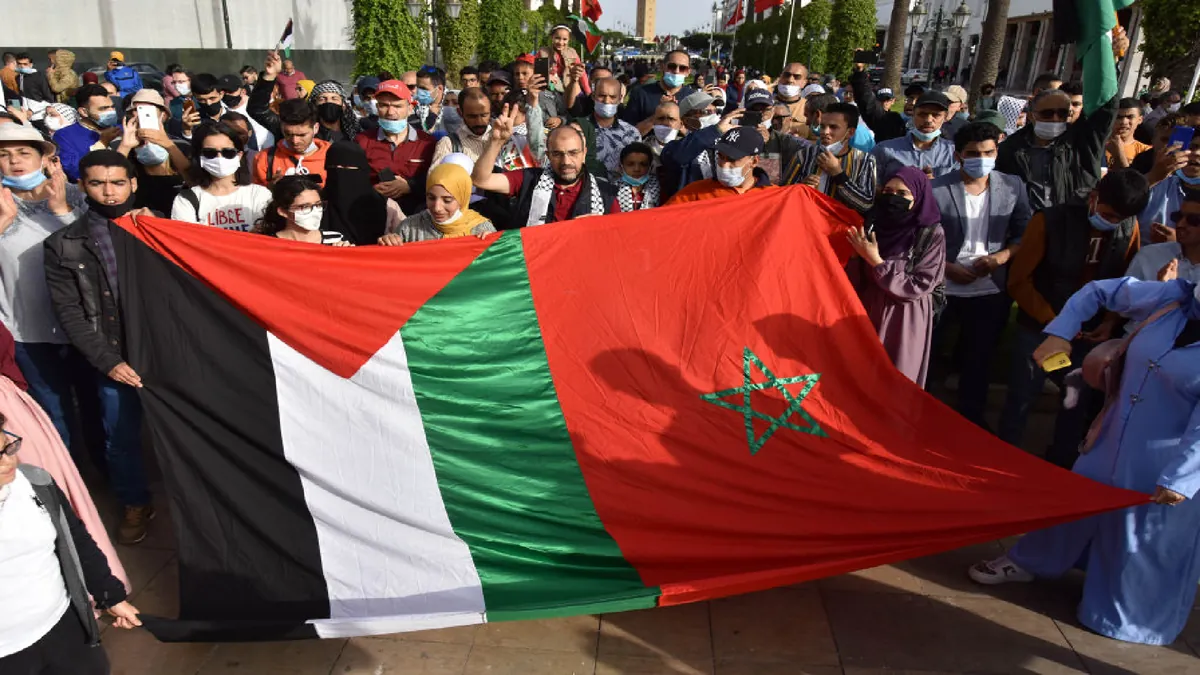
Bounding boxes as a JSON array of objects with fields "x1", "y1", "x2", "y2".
[
  {"x1": 179, "y1": 187, "x2": 202, "y2": 222},
  {"x1": 105, "y1": 66, "x2": 143, "y2": 98},
  {"x1": 908, "y1": 226, "x2": 947, "y2": 319}
]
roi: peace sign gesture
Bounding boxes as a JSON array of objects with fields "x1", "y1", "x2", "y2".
[{"x1": 490, "y1": 104, "x2": 518, "y2": 144}]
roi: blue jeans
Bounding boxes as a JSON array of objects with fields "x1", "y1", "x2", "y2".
[
  {"x1": 95, "y1": 374, "x2": 149, "y2": 507},
  {"x1": 998, "y1": 324, "x2": 1094, "y2": 461},
  {"x1": 13, "y1": 342, "x2": 78, "y2": 449}
]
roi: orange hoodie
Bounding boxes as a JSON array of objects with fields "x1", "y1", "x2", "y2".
[{"x1": 252, "y1": 138, "x2": 331, "y2": 186}]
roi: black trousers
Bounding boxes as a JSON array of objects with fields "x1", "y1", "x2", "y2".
[{"x1": 0, "y1": 609, "x2": 109, "y2": 675}]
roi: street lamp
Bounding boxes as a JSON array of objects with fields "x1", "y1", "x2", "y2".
[
  {"x1": 906, "y1": 0, "x2": 928, "y2": 70},
  {"x1": 406, "y1": 1, "x2": 464, "y2": 66},
  {"x1": 921, "y1": 0, "x2": 970, "y2": 76}
]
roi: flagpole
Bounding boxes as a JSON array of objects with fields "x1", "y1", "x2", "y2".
[
  {"x1": 1186, "y1": 51, "x2": 1200, "y2": 104},
  {"x1": 782, "y1": 0, "x2": 797, "y2": 72}
]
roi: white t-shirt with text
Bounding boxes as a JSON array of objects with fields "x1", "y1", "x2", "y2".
[{"x1": 171, "y1": 185, "x2": 272, "y2": 232}]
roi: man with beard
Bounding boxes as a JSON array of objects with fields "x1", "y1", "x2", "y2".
[
  {"x1": 773, "y1": 62, "x2": 811, "y2": 139},
  {"x1": 432, "y1": 88, "x2": 493, "y2": 166},
  {"x1": 471, "y1": 106, "x2": 615, "y2": 229}
]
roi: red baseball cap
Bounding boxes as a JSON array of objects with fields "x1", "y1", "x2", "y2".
[{"x1": 375, "y1": 80, "x2": 412, "y2": 101}]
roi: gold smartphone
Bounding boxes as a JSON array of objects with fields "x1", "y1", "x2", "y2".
[{"x1": 1041, "y1": 352, "x2": 1072, "y2": 372}]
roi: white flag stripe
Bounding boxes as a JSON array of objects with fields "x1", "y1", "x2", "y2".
[
  {"x1": 269, "y1": 331, "x2": 486, "y2": 630},
  {"x1": 309, "y1": 610, "x2": 485, "y2": 640}
]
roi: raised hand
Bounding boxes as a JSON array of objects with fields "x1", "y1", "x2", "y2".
[
  {"x1": 44, "y1": 160, "x2": 70, "y2": 215},
  {"x1": 0, "y1": 187, "x2": 17, "y2": 234},
  {"x1": 490, "y1": 104, "x2": 516, "y2": 144},
  {"x1": 264, "y1": 50, "x2": 282, "y2": 79}
]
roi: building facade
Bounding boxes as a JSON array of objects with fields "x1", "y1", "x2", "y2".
[{"x1": 637, "y1": 0, "x2": 657, "y2": 41}]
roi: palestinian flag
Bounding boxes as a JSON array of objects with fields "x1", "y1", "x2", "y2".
[
  {"x1": 1076, "y1": 1, "x2": 1136, "y2": 117},
  {"x1": 276, "y1": 19, "x2": 295, "y2": 58},
  {"x1": 569, "y1": 14, "x2": 603, "y2": 54},
  {"x1": 725, "y1": 0, "x2": 747, "y2": 30},
  {"x1": 116, "y1": 187, "x2": 1147, "y2": 642}
]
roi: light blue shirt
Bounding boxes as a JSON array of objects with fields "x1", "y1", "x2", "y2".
[
  {"x1": 1126, "y1": 242, "x2": 1200, "y2": 284},
  {"x1": 870, "y1": 133, "x2": 958, "y2": 182},
  {"x1": 1138, "y1": 175, "x2": 1195, "y2": 239}
]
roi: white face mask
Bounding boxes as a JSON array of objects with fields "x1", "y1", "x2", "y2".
[
  {"x1": 699, "y1": 113, "x2": 721, "y2": 129},
  {"x1": 292, "y1": 206, "x2": 324, "y2": 231},
  {"x1": 175, "y1": 82, "x2": 191, "y2": 96},
  {"x1": 1166, "y1": 103, "x2": 1181, "y2": 113},
  {"x1": 434, "y1": 209, "x2": 463, "y2": 225},
  {"x1": 199, "y1": 155, "x2": 241, "y2": 178},
  {"x1": 777, "y1": 84, "x2": 801, "y2": 99},
  {"x1": 1033, "y1": 121, "x2": 1067, "y2": 141},
  {"x1": 44, "y1": 117, "x2": 65, "y2": 132},
  {"x1": 653, "y1": 125, "x2": 678, "y2": 143},
  {"x1": 716, "y1": 164, "x2": 747, "y2": 188},
  {"x1": 822, "y1": 140, "x2": 845, "y2": 155}
]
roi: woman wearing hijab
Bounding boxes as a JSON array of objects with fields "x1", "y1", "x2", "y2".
[
  {"x1": 0, "y1": 323, "x2": 128, "y2": 592},
  {"x1": 971, "y1": 276, "x2": 1200, "y2": 646},
  {"x1": 322, "y1": 141, "x2": 401, "y2": 244},
  {"x1": 379, "y1": 163, "x2": 495, "y2": 244},
  {"x1": 845, "y1": 165, "x2": 946, "y2": 386}
]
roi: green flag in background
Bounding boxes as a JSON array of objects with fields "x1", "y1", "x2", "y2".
[{"x1": 1078, "y1": 1, "x2": 1135, "y2": 117}]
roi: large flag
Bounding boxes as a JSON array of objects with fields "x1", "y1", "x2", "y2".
[
  {"x1": 755, "y1": 0, "x2": 785, "y2": 13},
  {"x1": 116, "y1": 187, "x2": 1147, "y2": 642},
  {"x1": 1077, "y1": 1, "x2": 1136, "y2": 116},
  {"x1": 582, "y1": 0, "x2": 603, "y2": 23},
  {"x1": 724, "y1": 0, "x2": 747, "y2": 30},
  {"x1": 569, "y1": 14, "x2": 603, "y2": 54}
]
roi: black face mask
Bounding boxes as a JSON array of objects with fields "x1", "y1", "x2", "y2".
[
  {"x1": 197, "y1": 100, "x2": 223, "y2": 119},
  {"x1": 871, "y1": 193, "x2": 914, "y2": 223},
  {"x1": 86, "y1": 194, "x2": 137, "y2": 221},
  {"x1": 222, "y1": 94, "x2": 242, "y2": 109},
  {"x1": 317, "y1": 102, "x2": 343, "y2": 124}
]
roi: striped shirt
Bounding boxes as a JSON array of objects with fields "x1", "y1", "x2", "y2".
[{"x1": 782, "y1": 146, "x2": 877, "y2": 214}]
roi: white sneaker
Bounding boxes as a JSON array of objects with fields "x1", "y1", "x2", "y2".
[{"x1": 968, "y1": 554, "x2": 1035, "y2": 585}]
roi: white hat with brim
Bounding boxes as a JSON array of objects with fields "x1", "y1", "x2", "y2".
[{"x1": 0, "y1": 121, "x2": 56, "y2": 155}]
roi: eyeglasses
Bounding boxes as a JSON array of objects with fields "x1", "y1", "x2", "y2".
[
  {"x1": 289, "y1": 201, "x2": 326, "y2": 215},
  {"x1": 664, "y1": 63, "x2": 691, "y2": 74},
  {"x1": 547, "y1": 149, "x2": 584, "y2": 160},
  {"x1": 1171, "y1": 211, "x2": 1200, "y2": 227},
  {"x1": 199, "y1": 147, "x2": 240, "y2": 160},
  {"x1": 1037, "y1": 108, "x2": 1070, "y2": 121},
  {"x1": 1, "y1": 430, "x2": 21, "y2": 458}
]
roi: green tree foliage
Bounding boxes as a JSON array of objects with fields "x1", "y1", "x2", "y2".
[
  {"x1": 735, "y1": 0, "x2": 829, "y2": 75},
  {"x1": 479, "y1": 0, "x2": 527, "y2": 65},
  {"x1": 435, "y1": 0, "x2": 480, "y2": 86},
  {"x1": 350, "y1": 0, "x2": 426, "y2": 77},
  {"x1": 1139, "y1": 0, "x2": 1200, "y2": 91},
  {"x1": 826, "y1": 0, "x2": 876, "y2": 80}
]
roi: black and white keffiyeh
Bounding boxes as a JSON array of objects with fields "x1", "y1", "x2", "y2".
[
  {"x1": 525, "y1": 169, "x2": 606, "y2": 227},
  {"x1": 616, "y1": 176, "x2": 660, "y2": 212}
]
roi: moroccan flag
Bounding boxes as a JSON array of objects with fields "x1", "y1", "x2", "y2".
[
  {"x1": 725, "y1": 0, "x2": 747, "y2": 30},
  {"x1": 582, "y1": 0, "x2": 603, "y2": 22},
  {"x1": 755, "y1": 0, "x2": 785, "y2": 13},
  {"x1": 569, "y1": 14, "x2": 603, "y2": 54},
  {"x1": 275, "y1": 19, "x2": 295, "y2": 58},
  {"x1": 115, "y1": 187, "x2": 1147, "y2": 642}
]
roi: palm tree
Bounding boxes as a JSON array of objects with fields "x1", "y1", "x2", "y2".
[
  {"x1": 968, "y1": 0, "x2": 1010, "y2": 111},
  {"x1": 881, "y1": 0, "x2": 912, "y2": 96}
]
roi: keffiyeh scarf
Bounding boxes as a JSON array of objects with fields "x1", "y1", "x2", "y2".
[
  {"x1": 526, "y1": 169, "x2": 606, "y2": 227},
  {"x1": 616, "y1": 176, "x2": 660, "y2": 212}
]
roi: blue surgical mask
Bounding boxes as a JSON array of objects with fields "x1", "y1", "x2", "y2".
[
  {"x1": 2, "y1": 171, "x2": 47, "y2": 191},
  {"x1": 93, "y1": 109, "x2": 119, "y2": 128},
  {"x1": 378, "y1": 117, "x2": 409, "y2": 135},
  {"x1": 962, "y1": 157, "x2": 995, "y2": 179},
  {"x1": 955, "y1": 111, "x2": 969, "y2": 121},
  {"x1": 1176, "y1": 170, "x2": 1200, "y2": 186},
  {"x1": 1089, "y1": 208, "x2": 1119, "y2": 232},
  {"x1": 809, "y1": 123, "x2": 821, "y2": 136},
  {"x1": 414, "y1": 88, "x2": 434, "y2": 106},
  {"x1": 910, "y1": 128, "x2": 941, "y2": 142},
  {"x1": 135, "y1": 142, "x2": 170, "y2": 166},
  {"x1": 595, "y1": 102, "x2": 619, "y2": 119},
  {"x1": 900, "y1": 112, "x2": 912, "y2": 122},
  {"x1": 663, "y1": 72, "x2": 685, "y2": 89},
  {"x1": 16, "y1": 66, "x2": 35, "y2": 75},
  {"x1": 621, "y1": 172, "x2": 650, "y2": 187}
]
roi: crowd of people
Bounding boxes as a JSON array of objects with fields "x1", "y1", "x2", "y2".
[{"x1": 0, "y1": 20, "x2": 1199, "y2": 669}]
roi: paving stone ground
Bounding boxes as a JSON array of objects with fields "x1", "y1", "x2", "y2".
[{"x1": 93, "y1": 386, "x2": 1200, "y2": 674}]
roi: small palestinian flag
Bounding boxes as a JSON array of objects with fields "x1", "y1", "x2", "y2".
[
  {"x1": 569, "y1": 14, "x2": 603, "y2": 54},
  {"x1": 276, "y1": 19, "x2": 295, "y2": 58},
  {"x1": 111, "y1": 186, "x2": 1146, "y2": 642}
]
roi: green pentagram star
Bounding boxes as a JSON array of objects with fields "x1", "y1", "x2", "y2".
[{"x1": 700, "y1": 347, "x2": 826, "y2": 455}]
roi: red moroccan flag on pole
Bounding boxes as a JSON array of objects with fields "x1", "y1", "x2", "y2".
[
  {"x1": 755, "y1": 0, "x2": 785, "y2": 12},
  {"x1": 582, "y1": 0, "x2": 603, "y2": 22}
]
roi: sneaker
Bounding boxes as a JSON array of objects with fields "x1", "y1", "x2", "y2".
[
  {"x1": 968, "y1": 554, "x2": 1034, "y2": 585},
  {"x1": 117, "y1": 505, "x2": 155, "y2": 545}
]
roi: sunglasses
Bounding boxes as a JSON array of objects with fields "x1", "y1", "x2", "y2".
[
  {"x1": 199, "y1": 148, "x2": 240, "y2": 160},
  {"x1": 1, "y1": 430, "x2": 21, "y2": 458},
  {"x1": 1171, "y1": 212, "x2": 1200, "y2": 227},
  {"x1": 664, "y1": 63, "x2": 691, "y2": 73}
]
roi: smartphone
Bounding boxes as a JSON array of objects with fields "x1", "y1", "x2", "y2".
[
  {"x1": 1168, "y1": 125, "x2": 1195, "y2": 151},
  {"x1": 136, "y1": 105, "x2": 160, "y2": 131},
  {"x1": 1041, "y1": 352, "x2": 1072, "y2": 373},
  {"x1": 6, "y1": 98, "x2": 20, "y2": 109},
  {"x1": 378, "y1": 168, "x2": 397, "y2": 183},
  {"x1": 183, "y1": 98, "x2": 196, "y2": 116},
  {"x1": 741, "y1": 110, "x2": 763, "y2": 127},
  {"x1": 534, "y1": 57, "x2": 551, "y2": 83},
  {"x1": 853, "y1": 49, "x2": 879, "y2": 65}
]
